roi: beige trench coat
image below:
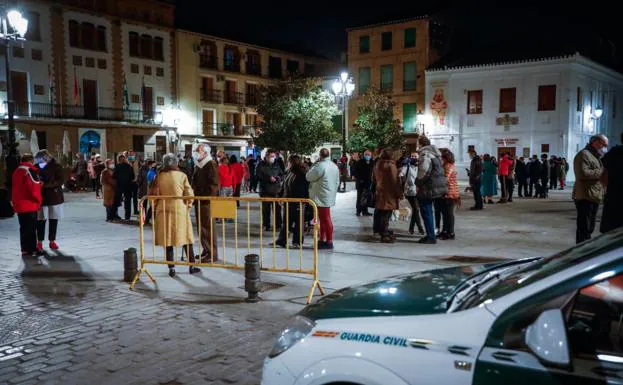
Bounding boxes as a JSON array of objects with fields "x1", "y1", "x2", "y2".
[{"x1": 151, "y1": 170, "x2": 195, "y2": 247}]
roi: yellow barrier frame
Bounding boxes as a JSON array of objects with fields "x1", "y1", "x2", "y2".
[{"x1": 131, "y1": 195, "x2": 325, "y2": 304}]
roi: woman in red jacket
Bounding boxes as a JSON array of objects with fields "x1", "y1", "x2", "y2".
[
  {"x1": 12, "y1": 153, "x2": 42, "y2": 256},
  {"x1": 229, "y1": 155, "x2": 244, "y2": 207}
]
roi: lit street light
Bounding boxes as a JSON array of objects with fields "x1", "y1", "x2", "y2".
[
  {"x1": 1, "y1": 8, "x2": 28, "y2": 217},
  {"x1": 332, "y1": 71, "x2": 354, "y2": 154}
]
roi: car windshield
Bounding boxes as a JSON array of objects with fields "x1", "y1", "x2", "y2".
[{"x1": 459, "y1": 228, "x2": 623, "y2": 310}]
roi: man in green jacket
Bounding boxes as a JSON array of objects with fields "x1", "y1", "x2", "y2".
[
  {"x1": 306, "y1": 148, "x2": 339, "y2": 249},
  {"x1": 572, "y1": 134, "x2": 608, "y2": 244}
]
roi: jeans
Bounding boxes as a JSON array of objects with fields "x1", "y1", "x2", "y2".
[
  {"x1": 37, "y1": 219, "x2": 58, "y2": 242},
  {"x1": 406, "y1": 196, "x2": 423, "y2": 232},
  {"x1": 18, "y1": 211, "x2": 38, "y2": 253},
  {"x1": 441, "y1": 199, "x2": 455, "y2": 234},
  {"x1": 418, "y1": 198, "x2": 436, "y2": 240},
  {"x1": 318, "y1": 207, "x2": 333, "y2": 243},
  {"x1": 498, "y1": 175, "x2": 508, "y2": 200},
  {"x1": 575, "y1": 199, "x2": 599, "y2": 244},
  {"x1": 472, "y1": 180, "x2": 483, "y2": 209}
]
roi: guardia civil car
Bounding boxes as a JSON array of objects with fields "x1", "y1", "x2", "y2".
[{"x1": 262, "y1": 228, "x2": 623, "y2": 385}]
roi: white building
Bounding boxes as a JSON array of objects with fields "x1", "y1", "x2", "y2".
[{"x1": 424, "y1": 53, "x2": 623, "y2": 182}]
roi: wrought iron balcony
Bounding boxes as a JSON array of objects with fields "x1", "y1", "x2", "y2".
[
  {"x1": 223, "y1": 60, "x2": 240, "y2": 73},
  {"x1": 200, "y1": 88, "x2": 222, "y2": 104},
  {"x1": 246, "y1": 63, "x2": 261, "y2": 76},
  {"x1": 202, "y1": 122, "x2": 256, "y2": 137},
  {"x1": 5, "y1": 101, "x2": 150, "y2": 123},
  {"x1": 223, "y1": 92, "x2": 244, "y2": 105},
  {"x1": 199, "y1": 55, "x2": 218, "y2": 69}
]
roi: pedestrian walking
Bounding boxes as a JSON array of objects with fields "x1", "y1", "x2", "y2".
[
  {"x1": 572, "y1": 134, "x2": 607, "y2": 243},
  {"x1": 93, "y1": 154, "x2": 105, "y2": 199},
  {"x1": 12, "y1": 153, "x2": 42, "y2": 256},
  {"x1": 373, "y1": 149, "x2": 401, "y2": 243},
  {"x1": 439, "y1": 149, "x2": 459, "y2": 240},
  {"x1": 600, "y1": 133, "x2": 622, "y2": 234},
  {"x1": 307, "y1": 148, "x2": 339, "y2": 249},
  {"x1": 34, "y1": 150, "x2": 64, "y2": 251},
  {"x1": 229, "y1": 155, "x2": 244, "y2": 207},
  {"x1": 150, "y1": 153, "x2": 200, "y2": 277},
  {"x1": 481, "y1": 154, "x2": 498, "y2": 204},
  {"x1": 400, "y1": 152, "x2": 424, "y2": 235},
  {"x1": 353, "y1": 149, "x2": 374, "y2": 217},
  {"x1": 137, "y1": 159, "x2": 154, "y2": 223},
  {"x1": 515, "y1": 156, "x2": 528, "y2": 197},
  {"x1": 415, "y1": 136, "x2": 447, "y2": 244},
  {"x1": 276, "y1": 155, "x2": 309, "y2": 248},
  {"x1": 468, "y1": 150, "x2": 483, "y2": 210},
  {"x1": 101, "y1": 159, "x2": 119, "y2": 222},
  {"x1": 113, "y1": 153, "x2": 135, "y2": 221},
  {"x1": 257, "y1": 150, "x2": 284, "y2": 231},
  {"x1": 192, "y1": 144, "x2": 219, "y2": 261}
]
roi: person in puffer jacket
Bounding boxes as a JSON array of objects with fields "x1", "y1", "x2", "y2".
[
  {"x1": 439, "y1": 149, "x2": 459, "y2": 240},
  {"x1": 12, "y1": 153, "x2": 42, "y2": 256},
  {"x1": 415, "y1": 136, "x2": 447, "y2": 244}
]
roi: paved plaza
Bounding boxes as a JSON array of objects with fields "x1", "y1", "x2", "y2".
[{"x1": 0, "y1": 185, "x2": 582, "y2": 384}]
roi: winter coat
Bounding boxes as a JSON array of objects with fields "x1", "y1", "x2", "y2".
[
  {"x1": 230, "y1": 162, "x2": 244, "y2": 186},
  {"x1": 93, "y1": 161, "x2": 105, "y2": 180},
  {"x1": 248, "y1": 159, "x2": 257, "y2": 176},
  {"x1": 218, "y1": 164, "x2": 233, "y2": 188},
  {"x1": 257, "y1": 161, "x2": 284, "y2": 197},
  {"x1": 353, "y1": 158, "x2": 374, "y2": 189},
  {"x1": 399, "y1": 164, "x2": 417, "y2": 197},
  {"x1": 601, "y1": 144, "x2": 623, "y2": 233},
  {"x1": 374, "y1": 159, "x2": 401, "y2": 210},
  {"x1": 528, "y1": 160, "x2": 541, "y2": 180},
  {"x1": 444, "y1": 163, "x2": 460, "y2": 199},
  {"x1": 137, "y1": 165, "x2": 149, "y2": 198},
  {"x1": 192, "y1": 158, "x2": 219, "y2": 197},
  {"x1": 469, "y1": 155, "x2": 483, "y2": 186},
  {"x1": 37, "y1": 159, "x2": 64, "y2": 206},
  {"x1": 415, "y1": 145, "x2": 447, "y2": 200},
  {"x1": 281, "y1": 170, "x2": 309, "y2": 199},
  {"x1": 101, "y1": 168, "x2": 116, "y2": 207},
  {"x1": 558, "y1": 162, "x2": 567, "y2": 180},
  {"x1": 540, "y1": 161, "x2": 550, "y2": 182},
  {"x1": 515, "y1": 160, "x2": 527, "y2": 182},
  {"x1": 306, "y1": 159, "x2": 339, "y2": 208},
  {"x1": 151, "y1": 169, "x2": 194, "y2": 247},
  {"x1": 498, "y1": 155, "x2": 512, "y2": 176},
  {"x1": 113, "y1": 162, "x2": 134, "y2": 191},
  {"x1": 572, "y1": 145, "x2": 604, "y2": 203},
  {"x1": 481, "y1": 160, "x2": 498, "y2": 196},
  {"x1": 11, "y1": 162, "x2": 42, "y2": 213}
]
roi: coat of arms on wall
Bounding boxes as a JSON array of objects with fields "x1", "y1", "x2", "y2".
[
  {"x1": 430, "y1": 87, "x2": 448, "y2": 126},
  {"x1": 496, "y1": 114, "x2": 519, "y2": 131}
]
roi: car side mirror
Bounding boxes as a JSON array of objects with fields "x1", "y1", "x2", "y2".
[{"x1": 525, "y1": 309, "x2": 570, "y2": 366}]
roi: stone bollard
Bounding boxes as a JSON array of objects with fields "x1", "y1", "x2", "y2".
[
  {"x1": 124, "y1": 247, "x2": 138, "y2": 283},
  {"x1": 244, "y1": 254, "x2": 261, "y2": 303}
]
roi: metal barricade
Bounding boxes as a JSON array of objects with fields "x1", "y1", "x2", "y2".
[{"x1": 131, "y1": 195, "x2": 325, "y2": 304}]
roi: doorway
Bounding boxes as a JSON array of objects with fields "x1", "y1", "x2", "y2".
[
  {"x1": 497, "y1": 147, "x2": 516, "y2": 159},
  {"x1": 142, "y1": 87, "x2": 153, "y2": 120},
  {"x1": 82, "y1": 79, "x2": 97, "y2": 119},
  {"x1": 202, "y1": 109, "x2": 215, "y2": 135},
  {"x1": 10, "y1": 71, "x2": 28, "y2": 116},
  {"x1": 80, "y1": 130, "x2": 101, "y2": 155}
]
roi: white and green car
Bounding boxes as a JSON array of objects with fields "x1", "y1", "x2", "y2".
[{"x1": 262, "y1": 228, "x2": 623, "y2": 385}]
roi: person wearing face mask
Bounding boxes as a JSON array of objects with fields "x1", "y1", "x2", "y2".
[
  {"x1": 34, "y1": 150, "x2": 64, "y2": 251},
  {"x1": 352, "y1": 150, "x2": 374, "y2": 216},
  {"x1": 101, "y1": 159, "x2": 120, "y2": 222},
  {"x1": 257, "y1": 149, "x2": 284, "y2": 231},
  {"x1": 399, "y1": 152, "x2": 424, "y2": 234},
  {"x1": 191, "y1": 144, "x2": 220, "y2": 261},
  {"x1": 11, "y1": 153, "x2": 42, "y2": 257},
  {"x1": 572, "y1": 134, "x2": 608, "y2": 243}
]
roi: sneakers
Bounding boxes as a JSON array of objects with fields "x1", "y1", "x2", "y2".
[
  {"x1": 49, "y1": 241, "x2": 59, "y2": 250},
  {"x1": 36, "y1": 241, "x2": 43, "y2": 252}
]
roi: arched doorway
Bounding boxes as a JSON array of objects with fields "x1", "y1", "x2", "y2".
[{"x1": 80, "y1": 130, "x2": 101, "y2": 155}]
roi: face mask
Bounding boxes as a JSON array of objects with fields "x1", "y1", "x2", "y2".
[
  {"x1": 108, "y1": 164, "x2": 115, "y2": 169},
  {"x1": 128, "y1": 156, "x2": 135, "y2": 161},
  {"x1": 192, "y1": 152, "x2": 201, "y2": 161},
  {"x1": 268, "y1": 157, "x2": 275, "y2": 164},
  {"x1": 599, "y1": 147, "x2": 607, "y2": 156},
  {"x1": 38, "y1": 162, "x2": 47, "y2": 169},
  {"x1": 364, "y1": 155, "x2": 371, "y2": 161}
]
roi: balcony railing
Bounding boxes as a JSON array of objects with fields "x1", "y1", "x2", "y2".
[
  {"x1": 200, "y1": 88, "x2": 222, "y2": 104},
  {"x1": 224, "y1": 60, "x2": 240, "y2": 73},
  {"x1": 246, "y1": 63, "x2": 261, "y2": 76},
  {"x1": 403, "y1": 81, "x2": 417, "y2": 91},
  {"x1": 5, "y1": 101, "x2": 150, "y2": 123},
  {"x1": 223, "y1": 92, "x2": 244, "y2": 105},
  {"x1": 202, "y1": 122, "x2": 258, "y2": 137},
  {"x1": 200, "y1": 55, "x2": 218, "y2": 69}
]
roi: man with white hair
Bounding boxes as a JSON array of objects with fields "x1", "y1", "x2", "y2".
[
  {"x1": 192, "y1": 144, "x2": 220, "y2": 261},
  {"x1": 572, "y1": 134, "x2": 608, "y2": 243}
]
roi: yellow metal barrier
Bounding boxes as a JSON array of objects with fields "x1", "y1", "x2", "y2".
[{"x1": 131, "y1": 195, "x2": 325, "y2": 304}]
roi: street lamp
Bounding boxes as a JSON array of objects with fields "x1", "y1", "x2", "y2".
[
  {"x1": 332, "y1": 71, "x2": 354, "y2": 154},
  {"x1": 594, "y1": 107, "x2": 603, "y2": 119},
  {"x1": 1, "y1": 9, "x2": 28, "y2": 214}
]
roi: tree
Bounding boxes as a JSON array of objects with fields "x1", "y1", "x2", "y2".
[
  {"x1": 347, "y1": 88, "x2": 404, "y2": 152},
  {"x1": 254, "y1": 77, "x2": 339, "y2": 155}
]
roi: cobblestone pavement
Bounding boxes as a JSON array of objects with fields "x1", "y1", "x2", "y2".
[{"x1": 0, "y1": 184, "x2": 581, "y2": 384}]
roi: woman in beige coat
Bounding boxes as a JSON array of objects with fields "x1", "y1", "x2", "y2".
[
  {"x1": 100, "y1": 159, "x2": 119, "y2": 222},
  {"x1": 150, "y1": 153, "x2": 200, "y2": 277}
]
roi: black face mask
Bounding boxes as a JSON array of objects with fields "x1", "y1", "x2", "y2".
[{"x1": 410, "y1": 158, "x2": 418, "y2": 166}]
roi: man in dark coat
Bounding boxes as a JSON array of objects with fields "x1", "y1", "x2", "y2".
[
  {"x1": 247, "y1": 154, "x2": 258, "y2": 193},
  {"x1": 539, "y1": 154, "x2": 550, "y2": 198},
  {"x1": 113, "y1": 153, "x2": 135, "y2": 221},
  {"x1": 93, "y1": 155, "x2": 105, "y2": 199},
  {"x1": 549, "y1": 156, "x2": 559, "y2": 190},
  {"x1": 257, "y1": 149, "x2": 284, "y2": 231},
  {"x1": 601, "y1": 133, "x2": 623, "y2": 234},
  {"x1": 468, "y1": 150, "x2": 483, "y2": 210},
  {"x1": 192, "y1": 144, "x2": 220, "y2": 260},
  {"x1": 352, "y1": 149, "x2": 374, "y2": 216},
  {"x1": 515, "y1": 157, "x2": 528, "y2": 197},
  {"x1": 528, "y1": 155, "x2": 541, "y2": 197}
]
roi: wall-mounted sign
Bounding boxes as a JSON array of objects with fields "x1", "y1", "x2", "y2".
[{"x1": 494, "y1": 138, "x2": 519, "y2": 145}]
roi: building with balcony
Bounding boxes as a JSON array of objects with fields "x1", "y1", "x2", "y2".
[
  {"x1": 176, "y1": 29, "x2": 336, "y2": 158},
  {"x1": 346, "y1": 16, "x2": 450, "y2": 150},
  {"x1": 0, "y1": 0, "x2": 176, "y2": 161}
]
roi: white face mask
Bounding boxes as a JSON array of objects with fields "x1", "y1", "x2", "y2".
[
  {"x1": 108, "y1": 164, "x2": 115, "y2": 169},
  {"x1": 268, "y1": 157, "x2": 275, "y2": 164},
  {"x1": 38, "y1": 162, "x2": 47, "y2": 169}
]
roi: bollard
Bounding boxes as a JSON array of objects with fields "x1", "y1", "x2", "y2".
[
  {"x1": 244, "y1": 254, "x2": 261, "y2": 303},
  {"x1": 124, "y1": 247, "x2": 138, "y2": 283}
]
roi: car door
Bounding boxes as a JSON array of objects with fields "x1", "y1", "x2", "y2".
[{"x1": 473, "y1": 270, "x2": 623, "y2": 385}]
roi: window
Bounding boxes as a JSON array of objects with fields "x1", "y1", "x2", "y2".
[
  {"x1": 129, "y1": 32, "x2": 139, "y2": 57},
  {"x1": 404, "y1": 28, "x2": 416, "y2": 48},
  {"x1": 25, "y1": 11, "x2": 41, "y2": 41},
  {"x1": 358, "y1": 67, "x2": 371, "y2": 95},
  {"x1": 69, "y1": 20, "x2": 80, "y2": 47},
  {"x1": 156, "y1": 67, "x2": 164, "y2": 77},
  {"x1": 499, "y1": 88, "x2": 516, "y2": 113},
  {"x1": 269, "y1": 56, "x2": 282, "y2": 79},
  {"x1": 31, "y1": 49, "x2": 43, "y2": 61},
  {"x1": 538, "y1": 85, "x2": 556, "y2": 111},
  {"x1": 97, "y1": 59, "x2": 107, "y2": 69},
  {"x1": 81, "y1": 22, "x2": 95, "y2": 50},
  {"x1": 359, "y1": 35, "x2": 370, "y2": 53},
  {"x1": 246, "y1": 50, "x2": 261, "y2": 75},
  {"x1": 154, "y1": 37, "x2": 164, "y2": 61},
  {"x1": 467, "y1": 90, "x2": 483, "y2": 114},
  {"x1": 403, "y1": 103, "x2": 417, "y2": 132},
  {"x1": 144, "y1": 65, "x2": 152, "y2": 75},
  {"x1": 199, "y1": 40, "x2": 217, "y2": 68},
  {"x1": 287, "y1": 59, "x2": 299, "y2": 75},
  {"x1": 381, "y1": 32, "x2": 392, "y2": 51},
  {"x1": 85, "y1": 57, "x2": 95, "y2": 67},
  {"x1": 140, "y1": 35, "x2": 153, "y2": 59},
  {"x1": 12, "y1": 46, "x2": 24, "y2": 58},
  {"x1": 130, "y1": 63, "x2": 139, "y2": 73},
  {"x1": 36, "y1": 131, "x2": 47, "y2": 150},
  {"x1": 246, "y1": 83, "x2": 258, "y2": 105},
  {"x1": 380, "y1": 64, "x2": 393, "y2": 91},
  {"x1": 577, "y1": 87, "x2": 583, "y2": 112},
  {"x1": 403, "y1": 62, "x2": 417, "y2": 91},
  {"x1": 541, "y1": 144, "x2": 550, "y2": 153},
  {"x1": 72, "y1": 55, "x2": 82, "y2": 66},
  {"x1": 224, "y1": 46, "x2": 239, "y2": 71},
  {"x1": 96, "y1": 26, "x2": 107, "y2": 52}
]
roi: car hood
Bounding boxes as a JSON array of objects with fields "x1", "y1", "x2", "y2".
[{"x1": 300, "y1": 264, "x2": 494, "y2": 320}]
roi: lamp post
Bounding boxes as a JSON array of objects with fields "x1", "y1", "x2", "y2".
[{"x1": 332, "y1": 72, "x2": 354, "y2": 153}]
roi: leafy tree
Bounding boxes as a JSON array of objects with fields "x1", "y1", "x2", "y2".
[
  {"x1": 254, "y1": 77, "x2": 339, "y2": 155},
  {"x1": 347, "y1": 88, "x2": 404, "y2": 152}
]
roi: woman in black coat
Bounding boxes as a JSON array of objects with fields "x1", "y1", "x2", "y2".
[
  {"x1": 34, "y1": 150, "x2": 64, "y2": 251},
  {"x1": 276, "y1": 155, "x2": 309, "y2": 248}
]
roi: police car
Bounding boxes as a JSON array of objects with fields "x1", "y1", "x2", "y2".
[{"x1": 262, "y1": 227, "x2": 623, "y2": 385}]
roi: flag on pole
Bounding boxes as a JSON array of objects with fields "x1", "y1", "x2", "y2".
[
  {"x1": 73, "y1": 67, "x2": 79, "y2": 106},
  {"x1": 123, "y1": 73, "x2": 130, "y2": 109},
  {"x1": 48, "y1": 65, "x2": 55, "y2": 104}
]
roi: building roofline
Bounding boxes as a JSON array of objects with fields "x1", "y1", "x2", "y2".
[{"x1": 346, "y1": 15, "x2": 429, "y2": 32}]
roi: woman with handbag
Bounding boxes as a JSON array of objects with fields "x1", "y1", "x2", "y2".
[
  {"x1": 276, "y1": 155, "x2": 309, "y2": 248},
  {"x1": 400, "y1": 153, "x2": 424, "y2": 235}
]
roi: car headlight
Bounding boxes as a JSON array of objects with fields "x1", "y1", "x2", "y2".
[{"x1": 269, "y1": 315, "x2": 316, "y2": 358}]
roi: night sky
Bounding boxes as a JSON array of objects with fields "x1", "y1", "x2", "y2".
[{"x1": 175, "y1": 0, "x2": 623, "y2": 70}]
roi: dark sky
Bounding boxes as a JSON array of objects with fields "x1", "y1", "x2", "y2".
[{"x1": 175, "y1": 0, "x2": 623, "y2": 69}]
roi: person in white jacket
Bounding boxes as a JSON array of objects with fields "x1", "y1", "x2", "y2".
[
  {"x1": 306, "y1": 148, "x2": 339, "y2": 250},
  {"x1": 399, "y1": 153, "x2": 424, "y2": 235}
]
